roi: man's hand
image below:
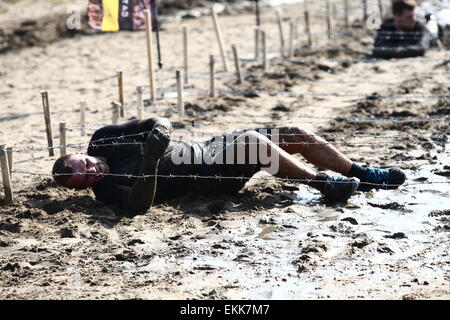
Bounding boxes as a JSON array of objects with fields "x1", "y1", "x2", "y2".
[{"x1": 145, "y1": 127, "x2": 171, "y2": 161}]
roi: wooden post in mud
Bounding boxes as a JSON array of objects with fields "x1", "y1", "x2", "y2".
[
  {"x1": 254, "y1": 27, "x2": 261, "y2": 61},
  {"x1": 362, "y1": 0, "x2": 368, "y2": 27},
  {"x1": 80, "y1": 100, "x2": 86, "y2": 137},
  {"x1": 288, "y1": 20, "x2": 295, "y2": 59},
  {"x1": 344, "y1": 0, "x2": 350, "y2": 30},
  {"x1": 182, "y1": 26, "x2": 189, "y2": 85},
  {"x1": 144, "y1": 9, "x2": 156, "y2": 105},
  {"x1": 111, "y1": 102, "x2": 120, "y2": 125},
  {"x1": 261, "y1": 30, "x2": 267, "y2": 71},
  {"x1": 378, "y1": 0, "x2": 384, "y2": 19},
  {"x1": 117, "y1": 70, "x2": 124, "y2": 118},
  {"x1": 304, "y1": 10, "x2": 313, "y2": 47},
  {"x1": 333, "y1": 3, "x2": 337, "y2": 22},
  {"x1": 326, "y1": 0, "x2": 333, "y2": 39},
  {"x1": 40, "y1": 91, "x2": 54, "y2": 157},
  {"x1": 231, "y1": 45, "x2": 242, "y2": 84},
  {"x1": 0, "y1": 145, "x2": 13, "y2": 205},
  {"x1": 6, "y1": 147, "x2": 12, "y2": 181},
  {"x1": 176, "y1": 71, "x2": 184, "y2": 116},
  {"x1": 59, "y1": 122, "x2": 67, "y2": 157},
  {"x1": 254, "y1": 0, "x2": 261, "y2": 26},
  {"x1": 209, "y1": 55, "x2": 215, "y2": 98},
  {"x1": 136, "y1": 86, "x2": 144, "y2": 120},
  {"x1": 276, "y1": 9, "x2": 285, "y2": 58},
  {"x1": 210, "y1": 6, "x2": 228, "y2": 72}
]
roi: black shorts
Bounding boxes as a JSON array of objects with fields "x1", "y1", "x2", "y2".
[{"x1": 154, "y1": 128, "x2": 273, "y2": 199}]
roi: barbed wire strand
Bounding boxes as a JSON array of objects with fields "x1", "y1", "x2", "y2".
[{"x1": 2, "y1": 169, "x2": 449, "y2": 188}]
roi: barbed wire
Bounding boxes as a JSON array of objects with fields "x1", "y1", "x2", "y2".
[
  {"x1": 2, "y1": 169, "x2": 449, "y2": 189},
  {"x1": 184, "y1": 87, "x2": 449, "y2": 100},
  {"x1": 9, "y1": 131, "x2": 448, "y2": 155},
  {"x1": 5, "y1": 67, "x2": 449, "y2": 93},
  {"x1": 112, "y1": 105, "x2": 450, "y2": 122}
]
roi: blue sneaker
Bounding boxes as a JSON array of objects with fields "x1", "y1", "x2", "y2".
[
  {"x1": 315, "y1": 175, "x2": 360, "y2": 203},
  {"x1": 358, "y1": 168, "x2": 406, "y2": 191}
]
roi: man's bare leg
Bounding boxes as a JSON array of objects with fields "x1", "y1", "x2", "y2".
[
  {"x1": 224, "y1": 131, "x2": 360, "y2": 202},
  {"x1": 274, "y1": 126, "x2": 353, "y2": 175},
  {"x1": 272, "y1": 126, "x2": 406, "y2": 191}
]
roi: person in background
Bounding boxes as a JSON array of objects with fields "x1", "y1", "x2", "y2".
[{"x1": 372, "y1": 0, "x2": 432, "y2": 59}]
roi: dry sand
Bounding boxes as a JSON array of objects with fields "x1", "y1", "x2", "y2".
[{"x1": 0, "y1": 0, "x2": 449, "y2": 299}]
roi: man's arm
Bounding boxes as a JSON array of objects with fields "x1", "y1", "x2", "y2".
[
  {"x1": 126, "y1": 127, "x2": 170, "y2": 214},
  {"x1": 88, "y1": 117, "x2": 172, "y2": 159},
  {"x1": 89, "y1": 117, "x2": 171, "y2": 145},
  {"x1": 93, "y1": 126, "x2": 171, "y2": 215}
]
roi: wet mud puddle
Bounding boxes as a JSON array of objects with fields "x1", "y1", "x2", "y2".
[{"x1": 136, "y1": 146, "x2": 449, "y2": 299}]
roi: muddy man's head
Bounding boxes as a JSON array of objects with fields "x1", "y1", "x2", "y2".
[
  {"x1": 392, "y1": 0, "x2": 417, "y2": 31},
  {"x1": 52, "y1": 153, "x2": 110, "y2": 189}
]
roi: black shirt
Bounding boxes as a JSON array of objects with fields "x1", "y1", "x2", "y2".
[{"x1": 372, "y1": 18, "x2": 432, "y2": 59}]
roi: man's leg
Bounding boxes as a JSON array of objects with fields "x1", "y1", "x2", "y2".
[
  {"x1": 222, "y1": 130, "x2": 359, "y2": 203},
  {"x1": 272, "y1": 126, "x2": 353, "y2": 175},
  {"x1": 272, "y1": 126, "x2": 406, "y2": 191}
]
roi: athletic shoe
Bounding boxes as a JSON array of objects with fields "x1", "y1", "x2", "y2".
[
  {"x1": 319, "y1": 176, "x2": 360, "y2": 203},
  {"x1": 358, "y1": 167, "x2": 406, "y2": 192}
]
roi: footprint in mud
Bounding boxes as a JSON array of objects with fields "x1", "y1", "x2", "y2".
[
  {"x1": 59, "y1": 225, "x2": 79, "y2": 238},
  {"x1": 368, "y1": 202, "x2": 412, "y2": 213},
  {"x1": 432, "y1": 169, "x2": 450, "y2": 177},
  {"x1": 292, "y1": 239, "x2": 328, "y2": 273},
  {"x1": 429, "y1": 209, "x2": 450, "y2": 233},
  {"x1": 384, "y1": 232, "x2": 407, "y2": 240},
  {"x1": 350, "y1": 238, "x2": 373, "y2": 249},
  {"x1": 0, "y1": 219, "x2": 21, "y2": 233},
  {"x1": 329, "y1": 222, "x2": 355, "y2": 236}
]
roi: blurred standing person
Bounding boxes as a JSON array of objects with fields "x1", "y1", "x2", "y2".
[{"x1": 372, "y1": 0, "x2": 432, "y2": 59}]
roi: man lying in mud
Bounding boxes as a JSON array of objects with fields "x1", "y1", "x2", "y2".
[
  {"x1": 52, "y1": 117, "x2": 406, "y2": 216},
  {"x1": 372, "y1": 0, "x2": 432, "y2": 59}
]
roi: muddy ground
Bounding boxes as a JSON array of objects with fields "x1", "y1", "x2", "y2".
[{"x1": 0, "y1": 0, "x2": 449, "y2": 299}]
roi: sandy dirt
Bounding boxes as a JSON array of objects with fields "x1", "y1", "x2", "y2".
[{"x1": 0, "y1": 0, "x2": 449, "y2": 300}]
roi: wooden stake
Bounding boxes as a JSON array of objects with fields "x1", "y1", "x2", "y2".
[
  {"x1": 304, "y1": 10, "x2": 313, "y2": 47},
  {"x1": 136, "y1": 86, "x2": 144, "y2": 120},
  {"x1": 362, "y1": 0, "x2": 368, "y2": 27},
  {"x1": 261, "y1": 30, "x2": 267, "y2": 71},
  {"x1": 176, "y1": 70, "x2": 184, "y2": 116},
  {"x1": 344, "y1": 0, "x2": 350, "y2": 30},
  {"x1": 231, "y1": 44, "x2": 242, "y2": 84},
  {"x1": 144, "y1": 9, "x2": 156, "y2": 104},
  {"x1": 182, "y1": 26, "x2": 189, "y2": 85},
  {"x1": 254, "y1": 27, "x2": 260, "y2": 61},
  {"x1": 210, "y1": 6, "x2": 228, "y2": 72},
  {"x1": 112, "y1": 102, "x2": 119, "y2": 125},
  {"x1": 117, "y1": 70, "x2": 124, "y2": 118},
  {"x1": 0, "y1": 145, "x2": 13, "y2": 205},
  {"x1": 59, "y1": 122, "x2": 67, "y2": 157},
  {"x1": 40, "y1": 91, "x2": 54, "y2": 157},
  {"x1": 288, "y1": 20, "x2": 294, "y2": 59},
  {"x1": 333, "y1": 3, "x2": 337, "y2": 21},
  {"x1": 378, "y1": 0, "x2": 384, "y2": 19},
  {"x1": 209, "y1": 55, "x2": 215, "y2": 98},
  {"x1": 80, "y1": 100, "x2": 86, "y2": 137},
  {"x1": 326, "y1": 0, "x2": 333, "y2": 40},
  {"x1": 6, "y1": 147, "x2": 12, "y2": 181},
  {"x1": 276, "y1": 9, "x2": 285, "y2": 58}
]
